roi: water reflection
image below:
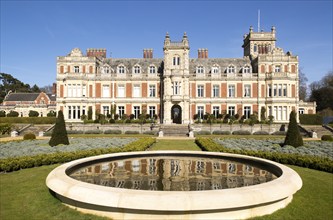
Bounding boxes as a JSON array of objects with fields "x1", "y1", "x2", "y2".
[{"x1": 69, "y1": 156, "x2": 277, "y2": 191}]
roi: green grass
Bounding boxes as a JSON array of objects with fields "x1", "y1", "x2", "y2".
[
  {"x1": 149, "y1": 139, "x2": 202, "y2": 151},
  {"x1": 1, "y1": 164, "x2": 332, "y2": 220},
  {"x1": 0, "y1": 164, "x2": 109, "y2": 220},
  {"x1": 251, "y1": 165, "x2": 333, "y2": 220}
]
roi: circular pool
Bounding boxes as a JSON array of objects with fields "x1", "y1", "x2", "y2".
[{"x1": 46, "y1": 151, "x2": 302, "y2": 219}]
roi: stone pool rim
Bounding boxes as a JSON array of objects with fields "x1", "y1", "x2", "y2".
[{"x1": 46, "y1": 150, "x2": 302, "y2": 213}]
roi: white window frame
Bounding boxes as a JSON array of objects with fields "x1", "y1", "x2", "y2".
[
  {"x1": 243, "y1": 66, "x2": 251, "y2": 74},
  {"x1": 213, "y1": 85, "x2": 219, "y2": 97},
  {"x1": 244, "y1": 106, "x2": 251, "y2": 119},
  {"x1": 74, "y1": 66, "x2": 79, "y2": 73},
  {"x1": 133, "y1": 106, "x2": 141, "y2": 119},
  {"x1": 212, "y1": 106, "x2": 220, "y2": 118},
  {"x1": 212, "y1": 66, "x2": 219, "y2": 74},
  {"x1": 197, "y1": 85, "x2": 204, "y2": 97},
  {"x1": 133, "y1": 65, "x2": 141, "y2": 74},
  {"x1": 149, "y1": 65, "x2": 156, "y2": 74},
  {"x1": 149, "y1": 106, "x2": 156, "y2": 119},
  {"x1": 227, "y1": 65, "x2": 235, "y2": 74},
  {"x1": 133, "y1": 85, "x2": 141, "y2": 98},
  {"x1": 118, "y1": 65, "x2": 125, "y2": 74},
  {"x1": 197, "y1": 106, "x2": 204, "y2": 119},
  {"x1": 244, "y1": 84, "x2": 251, "y2": 97},
  {"x1": 173, "y1": 56, "x2": 180, "y2": 66},
  {"x1": 117, "y1": 85, "x2": 125, "y2": 98},
  {"x1": 118, "y1": 106, "x2": 125, "y2": 118},
  {"x1": 102, "y1": 85, "x2": 110, "y2": 98},
  {"x1": 196, "y1": 66, "x2": 204, "y2": 74},
  {"x1": 149, "y1": 84, "x2": 156, "y2": 97},
  {"x1": 228, "y1": 84, "x2": 235, "y2": 98},
  {"x1": 228, "y1": 106, "x2": 235, "y2": 116},
  {"x1": 275, "y1": 65, "x2": 281, "y2": 73},
  {"x1": 173, "y1": 81, "x2": 181, "y2": 95}
]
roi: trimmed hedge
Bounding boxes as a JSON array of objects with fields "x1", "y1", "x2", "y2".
[
  {"x1": 271, "y1": 131, "x2": 287, "y2": 136},
  {"x1": 0, "y1": 117, "x2": 56, "y2": 124},
  {"x1": 104, "y1": 129, "x2": 122, "y2": 134},
  {"x1": 195, "y1": 138, "x2": 333, "y2": 173},
  {"x1": 253, "y1": 131, "x2": 269, "y2": 135},
  {"x1": 321, "y1": 135, "x2": 333, "y2": 141},
  {"x1": 195, "y1": 130, "x2": 211, "y2": 135},
  {"x1": 125, "y1": 130, "x2": 140, "y2": 134},
  {"x1": 212, "y1": 130, "x2": 231, "y2": 135},
  {"x1": 23, "y1": 133, "x2": 36, "y2": 140},
  {"x1": 66, "y1": 130, "x2": 84, "y2": 134},
  {"x1": 0, "y1": 137, "x2": 155, "y2": 172},
  {"x1": 143, "y1": 130, "x2": 157, "y2": 135},
  {"x1": 299, "y1": 114, "x2": 323, "y2": 125},
  {"x1": 84, "y1": 130, "x2": 103, "y2": 134},
  {"x1": 232, "y1": 130, "x2": 251, "y2": 135}
]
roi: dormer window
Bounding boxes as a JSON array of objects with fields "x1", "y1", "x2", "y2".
[
  {"x1": 149, "y1": 65, "x2": 156, "y2": 74},
  {"x1": 173, "y1": 56, "x2": 180, "y2": 66},
  {"x1": 105, "y1": 66, "x2": 110, "y2": 74},
  {"x1": 212, "y1": 66, "x2": 219, "y2": 74},
  {"x1": 134, "y1": 65, "x2": 141, "y2": 74},
  {"x1": 227, "y1": 65, "x2": 235, "y2": 74},
  {"x1": 117, "y1": 65, "x2": 125, "y2": 74},
  {"x1": 196, "y1": 66, "x2": 204, "y2": 74},
  {"x1": 243, "y1": 66, "x2": 251, "y2": 74}
]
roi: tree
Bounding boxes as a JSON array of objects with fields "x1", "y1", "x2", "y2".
[
  {"x1": 284, "y1": 111, "x2": 303, "y2": 147},
  {"x1": 260, "y1": 106, "x2": 266, "y2": 122},
  {"x1": 0, "y1": 72, "x2": 41, "y2": 103},
  {"x1": 298, "y1": 69, "x2": 308, "y2": 101},
  {"x1": 49, "y1": 110, "x2": 69, "y2": 146},
  {"x1": 28, "y1": 110, "x2": 39, "y2": 117},
  {"x1": 309, "y1": 71, "x2": 333, "y2": 111}
]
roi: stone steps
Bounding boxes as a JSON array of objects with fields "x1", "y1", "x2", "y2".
[{"x1": 161, "y1": 125, "x2": 189, "y2": 137}]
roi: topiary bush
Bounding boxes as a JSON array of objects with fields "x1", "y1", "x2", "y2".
[
  {"x1": 28, "y1": 110, "x2": 39, "y2": 117},
  {"x1": 23, "y1": 133, "x2": 36, "y2": 140},
  {"x1": 253, "y1": 131, "x2": 269, "y2": 135},
  {"x1": 6, "y1": 111, "x2": 19, "y2": 117},
  {"x1": 284, "y1": 111, "x2": 303, "y2": 147},
  {"x1": 321, "y1": 135, "x2": 333, "y2": 141},
  {"x1": 125, "y1": 130, "x2": 140, "y2": 134},
  {"x1": 0, "y1": 124, "x2": 12, "y2": 135},
  {"x1": 212, "y1": 130, "x2": 231, "y2": 135},
  {"x1": 232, "y1": 130, "x2": 251, "y2": 135},
  {"x1": 49, "y1": 110, "x2": 69, "y2": 147},
  {"x1": 84, "y1": 130, "x2": 103, "y2": 134},
  {"x1": 104, "y1": 129, "x2": 122, "y2": 134},
  {"x1": 0, "y1": 110, "x2": 6, "y2": 117}
]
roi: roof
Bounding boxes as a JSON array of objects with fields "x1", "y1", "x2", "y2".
[
  {"x1": 4, "y1": 93, "x2": 40, "y2": 102},
  {"x1": 47, "y1": 94, "x2": 56, "y2": 101},
  {"x1": 189, "y1": 58, "x2": 251, "y2": 73}
]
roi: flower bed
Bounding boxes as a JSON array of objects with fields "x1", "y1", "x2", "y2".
[
  {"x1": 0, "y1": 138, "x2": 155, "y2": 172},
  {"x1": 214, "y1": 138, "x2": 333, "y2": 160},
  {"x1": 0, "y1": 137, "x2": 138, "y2": 159}
]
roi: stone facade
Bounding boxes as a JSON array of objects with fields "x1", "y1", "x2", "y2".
[{"x1": 56, "y1": 26, "x2": 316, "y2": 123}]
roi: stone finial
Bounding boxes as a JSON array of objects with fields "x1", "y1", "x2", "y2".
[
  {"x1": 183, "y1": 32, "x2": 187, "y2": 38},
  {"x1": 271, "y1": 26, "x2": 276, "y2": 33},
  {"x1": 165, "y1": 32, "x2": 170, "y2": 38},
  {"x1": 249, "y1": 26, "x2": 253, "y2": 32}
]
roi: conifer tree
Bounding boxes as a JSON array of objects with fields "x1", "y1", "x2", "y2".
[
  {"x1": 284, "y1": 111, "x2": 303, "y2": 147},
  {"x1": 49, "y1": 110, "x2": 69, "y2": 146}
]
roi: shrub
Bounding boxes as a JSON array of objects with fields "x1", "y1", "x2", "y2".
[
  {"x1": 124, "y1": 130, "x2": 140, "y2": 134},
  {"x1": 284, "y1": 111, "x2": 303, "y2": 147},
  {"x1": 253, "y1": 131, "x2": 269, "y2": 135},
  {"x1": 109, "y1": 119, "x2": 116, "y2": 123},
  {"x1": 196, "y1": 130, "x2": 211, "y2": 135},
  {"x1": 6, "y1": 111, "x2": 19, "y2": 117},
  {"x1": 299, "y1": 114, "x2": 323, "y2": 125},
  {"x1": 232, "y1": 130, "x2": 251, "y2": 135},
  {"x1": 104, "y1": 129, "x2": 122, "y2": 134},
  {"x1": 0, "y1": 124, "x2": 12, "y2": 135},
  {"x1": 47, "y1": 111, "x2": 56, "y2": 117},
  {"x1": 0, "y1": 110, "x2": 6, "y2": 117},
  {"x1": 0, "y1": 117, "x2": 56, "y2": 124},
  {"x1": 66, "y1": 130, "x2": 84, "y2": 134},
  {"x1": 84, "y1": 130, "x2": 103, "y2": 134},
  {"x1": 212, "y1": 130, "x2": 231, "y2": 135},
  {"x1": 49, "y1": 111, "x2": 69, "y2": 147},
  {"x1": 272, "y1": 131, "x2": 287, "y2": 136},
  {"x1": 143, "y1": 130, "x2": 157, "y2": 135},
  {"x1": 321, "y1": 135, "x2": 333, "y2": 141},
  {"x1": 23, "y1": 133, "x2": 36, "y2": 140},
  {"x1": 28, "y1": 110, "x2": 39, "y2": 117}
]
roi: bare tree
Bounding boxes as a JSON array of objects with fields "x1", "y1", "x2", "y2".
[{"x1": 298, "y1": 68, "x2": 308, "y2": 101}]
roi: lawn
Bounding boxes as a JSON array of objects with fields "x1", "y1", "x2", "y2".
[{"x1": 149, "y1": 139, "x2": 201, "y2": 151}]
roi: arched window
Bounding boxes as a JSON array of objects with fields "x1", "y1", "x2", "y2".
[
  {"x1": 227, "y1": 65, "x2": 235, "y2": 74},
  {"x1": 149, "y1": 65, "x2": 156, "y2": 74},
  {"x1": 243, "y1": 66, "x2": 251, "y2": 74},
  {"x1": 117, "y1": 65, "x2": 125, "y2": 74},
  {"x1": 211, "y1": 65, "x2": 220, "y2": 74},
  {"x1": 196, "y1": 66, "x2": 204, "y2": 74},
  {"x1": 133, "y1": 65, "x2": 141, "y2": 74}
]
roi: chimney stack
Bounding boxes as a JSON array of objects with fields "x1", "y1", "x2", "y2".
[
  {"x1": 143, "y1": 49, "x2": 153, "y2": 59},
  {"x1": 86, "y1": 48, "x2": 107, "y2": 58},
  {"x1": 198, "y1": 48, "x2": 208, "y2": 58}
]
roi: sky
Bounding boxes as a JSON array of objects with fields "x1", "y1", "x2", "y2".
[{"x1": 1, "y1": 0, "x2": 332, "y2": 88}]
